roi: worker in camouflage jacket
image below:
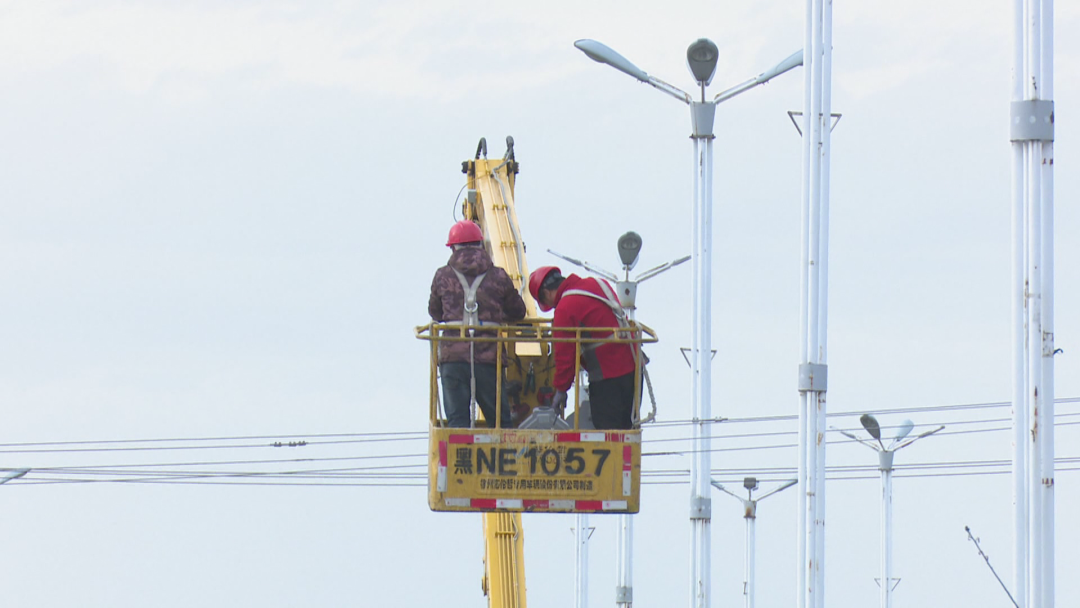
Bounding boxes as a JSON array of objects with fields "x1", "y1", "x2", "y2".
[{"x1": 429, "y1": 220, "x2": 526, "y2": 428}]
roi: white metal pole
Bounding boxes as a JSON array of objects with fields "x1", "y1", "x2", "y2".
[
  {"x1": 796, "y1": 0, "x2": 814, "y2": 602},
  {"x1": 617, "y1": 308, "x2": 635, "y2": 608},
  {"x1": 796, "y1": 392, "x2": 809, "y2": 608},
  {"x1": 798, "y1": 0, "x2": 831, "y2": 606},
  {"x1": 814, "y1": 6, "x2": 834, "y2": 606},
  {"x1": 689, "y1": 102, "x2": 716, "y2": 608},
  {"x1": 1010, "y1": 0, "x2": 1029, "y2": 603},
  {"x1": 746, "y1": 510, "x2": 757, "y2": 608},
  {"x1": 880, "y1": 451, "x2": 895, "y2": 608},
  {"x1": 1013, "y1": 1, "x2": 1055, "y2": 606},
  {"x1": 1025, "y1": 138, "x2": 1043, "y2": 608},
  {"x1": 616, "y1": 513, "x2": 633, "y2": 607},
  {"x1": 577, "y1": 513, "x2": 590, "y2": 608},
  {"x1": 1038, "y1": 5, "x2": 1055, "y2": 607},
  {"x1": 1025, "y1": 5, "x2": 1044, "y2": 605},
  {"x1": 712, "y1": 481, "x2": 795, "y2": 608}
]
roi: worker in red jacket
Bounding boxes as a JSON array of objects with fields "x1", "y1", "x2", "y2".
[{"x1": 529, "y1": 266, "x2": 638, "y2": 430}]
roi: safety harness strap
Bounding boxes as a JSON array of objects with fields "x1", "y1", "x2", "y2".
[
  {"x1": 451, "y1": 269, "x2": 489, "y2": 428},
  {"x1": 562, "y1": 280, "x2": 629, "y2": 328},
  {"x1": 451, "y1": 269, "x2": 487, "y2": 326},
  {"x1": 563, "y1": 280, "x2": 651, "y2": 425}
]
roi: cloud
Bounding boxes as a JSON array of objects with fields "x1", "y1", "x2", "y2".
[
  {"x1": 0, "y1": 1, "x2": 594, "y2": 103},
  {"x1": 0, "y1": 0, "x2": 819, "y2": 104}
]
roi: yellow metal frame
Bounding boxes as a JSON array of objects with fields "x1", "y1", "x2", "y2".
[
  {"x1": 417, "y1": 320, "x2": 655, "y2": 514},
  {"x1": 416, "y1": 320, "x2": 658, "y2": 429}
]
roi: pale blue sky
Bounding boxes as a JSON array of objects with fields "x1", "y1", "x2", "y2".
[{"x1": 0, "y1": 1, "x2": 1077, "y2": 606}]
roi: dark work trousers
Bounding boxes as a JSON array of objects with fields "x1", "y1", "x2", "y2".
[
  {"x1": 588, "y1": 372, "x2": 637, "y2": 430},
  {"x1": 440, "y1": 361, "x2": 511, "y2": 428}
]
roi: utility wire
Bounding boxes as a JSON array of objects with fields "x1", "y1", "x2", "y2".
[
  {"x1": 0, "y1": 430, "x2": 426, "y2": 450},
  {"x1": 2, "y1": 398, "x2": 1074, "y2": 456},
  {"x1": 11, "y1": 465, "x2": 1080, "y2": 488},
  {"x1": 644, "y1": 411, "x2": 1080, "y2": 445},
  {"x1": 648, "y1": 397, "x2": 1080, "y2": 427},
  {"x1": 642, "y1": 419, "x2": 1080, "y2": 457}
]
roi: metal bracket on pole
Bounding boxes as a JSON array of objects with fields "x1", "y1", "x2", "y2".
[
  {"x1": 878, "y1": 450, "x2": 895, "y2": 471},
  {"x1": 679, "y1": 347, "x2": 717, "y2": 367},
  {"x1": 1042, "y1": 331, "x2": 1056, "y2": 357},
  {"x1": 690, "y1": 496, "x2": 712, "y2": 520},
  {"x1": 797, "y1": 363, "x2": 828, "y2": 392},
  {"x1": 570, "y1": 526, "x2": 597, "y2": 539},
  {"x1": 873, "y1": 578, "x2": 902, "y2": 591},
  {"x1": 615, "y1": 586, "x2": 633, "y2": 603},
  {"x1": 1010, "y1": 100, "x2": 1054, "y2": 142},
  {"x1": 690, "y1": 102, "x2": 716, "y2": 139},
  {"x1": 787, "y1": 111, "x2": 842, "y2": 136}
]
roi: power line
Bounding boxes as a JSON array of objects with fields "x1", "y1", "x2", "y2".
[
  {"x1": 643, "y1": 411, "x2": 1080, "y2": 445},
  {"x1": 647, "y1": 397, "x2": 1080, "y2": 427},
  {"x1": 642, "y1": 419, "x2": 1080, "y2": 457},
  {"x1": 0, "y1": 436, "x2": 427, "y2": 455},
  {"x1": 10, "y1": 465, "x2": 1080, "y2": 489},
  {"x1": 2, "y1": 397, "x2": 1074, "y2": 455},
  {"x1": 0, "y1": 430, "x2": 426, "y2": 449}
]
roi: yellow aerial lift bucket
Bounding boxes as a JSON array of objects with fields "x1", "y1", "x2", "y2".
[{"x1": 416, "y1": 319, "x2": 656, "y2": 513}]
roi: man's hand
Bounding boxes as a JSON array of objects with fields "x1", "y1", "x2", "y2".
[{"x1": 551, "y1": 390, "x2": 568, "y2": 414}]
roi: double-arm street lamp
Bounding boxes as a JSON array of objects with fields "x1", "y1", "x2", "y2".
[
  {"x1": 547, "y1": 233, "x2": 687, "y2": 608},
  {"x1": 712, "y1": 477, "x2": 798, "y2": 608},
  {"x1": 839, "y1": 415, "x2": 943, "y2": 608},
  {"x1": 575, "y1": 38, "x2": 802, "y2": 608}
]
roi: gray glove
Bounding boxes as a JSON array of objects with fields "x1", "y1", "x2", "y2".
[{"x1": 551, "y1": 390, "x2": 568, "y2": 413}]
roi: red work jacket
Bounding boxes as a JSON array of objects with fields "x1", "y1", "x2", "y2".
[{"x1": 550, "y1": 274, "x2": 637, "y2": 392}]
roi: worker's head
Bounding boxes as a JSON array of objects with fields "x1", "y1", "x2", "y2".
[
  {"x1": 446, "y1": 220, "x2": 483, "y2": 249},
  {"x1": 529, "y1": 266, "x2": 564, "y2": 312}
]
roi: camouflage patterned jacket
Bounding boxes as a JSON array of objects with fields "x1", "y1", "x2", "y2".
[{"x1": 428, "y1": 246, "x2": 527, "y2": 364}]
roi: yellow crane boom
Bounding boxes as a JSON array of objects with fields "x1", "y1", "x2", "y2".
[
  {"x1": 467, "y1": 146, "x2": 530, "y2": 608},
  {"x1": 418, "y1": 138, "x2": 650, "y2": 606}
]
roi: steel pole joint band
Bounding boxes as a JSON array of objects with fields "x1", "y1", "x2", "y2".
[
  {"x1": 1010, "y1": 100, "x2": 1054, "y2": 142},
  {"x1": 797, "y1": 363, "x2": 828, "y2": 392}
]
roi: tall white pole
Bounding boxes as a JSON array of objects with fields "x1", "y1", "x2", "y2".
[
  {"x1": 1010, "y1": 0, "x2": 1029, "y2": 602},
  {"x1": 576, "y1": 377, "x2": 590, "y2": 608},
  {"x1": 712, "y1": 480, "x2": 796, "y2": 608},
  {"x1": 617, "y1": 308, "x2": 635, "y2": 608},
  {"x1": 745, "y1": 511, "x2": 757, "y2": 608},
  {"x1": 1038, "y1": 5, "x2": 1055, "y2": 607},
  {"x1": 879, "y1": 451, "x2": 895, "y2": 608},
  {"x1": 797, "y1": 0, "x2": 832, "y2": 607},
  {"x1": 1012, "y1": 0, "x2": 1055, "y2": 606},
  {"x1": 572, "y1": 36, "x2": 802, "y2": 608},
  {"x1": 689, "y1": 100, "x2": 716, "y2": 608},
  {"x1": 616, "y1": 513, "x2": 633, "y2": 607},
  {"x1": 576, "y1": 513, "x2": 590, "y2": 608}
]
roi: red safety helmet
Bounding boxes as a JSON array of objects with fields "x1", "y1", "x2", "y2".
[
  {"x1": 446, "y1": 220, "x2": 483, "y2": 247},
  {"x1": 529, "y1": 266, "x2": 561, "y2": 312}
]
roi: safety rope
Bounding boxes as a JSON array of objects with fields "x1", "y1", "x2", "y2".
[{"x1": 639, "y1": 364, "x2": 658, "y2": 425}]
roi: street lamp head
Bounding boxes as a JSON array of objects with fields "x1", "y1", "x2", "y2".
[
  {"x1": 617, "y1": 231, "x2": 642, "y2": 270},
  {"x1": 743, "y1": 477, "x2": 759, "y2": 491},
  {"x1": 859, "y1": 414, "x2": 882, "y2": 441},
  {"x1": 894, "y1": 419, "x2": 914, "y2": 442},
  {"x1": 686, "y1": 38, "x2": 719, "y2": 86},
  {"x1": 574, "y1": 39, "x2": 649, "y2": 83}
]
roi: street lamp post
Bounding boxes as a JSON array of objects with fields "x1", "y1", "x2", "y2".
[
  {"x1": 1010, "y1": 1, "x2": 1055, "y2": 606},
  {"x1": 839, "y1": 416, "x2": 943, "y2": 608},
  {"x1": 712, "y1": 478, "x2": 797, "y2": 608},
  {"x1": 575, "y1": 38, "x2": 802, "y2": 608},
  {"x1": 550, "y1": 233, "x2": 689, "y2": 608}
]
